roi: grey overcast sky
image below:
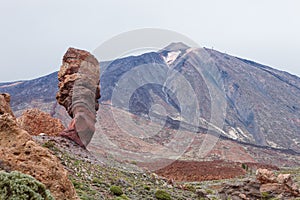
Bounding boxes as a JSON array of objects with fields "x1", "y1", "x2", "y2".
[{"x1": 0, "y1": 0, "x2": 299, "y2": 82}]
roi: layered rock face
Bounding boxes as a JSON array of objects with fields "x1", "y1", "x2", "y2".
[
  {"x1": 0, "y1": 97, "x2": 78, "y2": 199},
  {"x1": 17, "y1": 108, "x2": 65, "y2": 136},
  {"x1": 56, "y1": 47, "x2": 100, "y2": 148},
  {"x1": 0, "y1": 93, "x2": 15, "y2": 118}
]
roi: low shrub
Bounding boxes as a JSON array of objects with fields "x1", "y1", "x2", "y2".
[
  {"x1": 184, "y1": 184, "x2": 196, "y2": 193},
  {"x1": 155, "y1": 190, "x2": 171, "y2": 200},
  {"x1": 114, "y1": 194, "x2": 130, "y2": 200},
  {"x1": 0, "y1": 171, "x2": 54, "y2": 200},
  {"x1": 110, "y1": 185, "x2": 124, "y2": 196},
  {"x1": 144, "y1": 185, "x2": 151, "y2": 191}
]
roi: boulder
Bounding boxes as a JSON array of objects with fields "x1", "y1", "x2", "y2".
[
  {"x1": 257, "y1": 169, "x2": 299, "y2": 196},
  {"x1": 256, "y1": 168, "x2": 276, "y2": 184},
  {"x1": 277, "y1": 173, "x2": 293, "y2": 187},
  {"x1": 17, "y1": 108, "x2": 65, "y2": 136},
  {"x1": 219, "y1": 169, "x2": 300, "y2": 199}
]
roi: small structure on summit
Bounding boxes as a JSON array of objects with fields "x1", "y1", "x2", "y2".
[{"x1": 56, "y1": 47, "x2": 100, "y2": 148}]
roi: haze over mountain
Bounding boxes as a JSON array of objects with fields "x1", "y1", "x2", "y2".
[{"x1": 1, "y1": 43, "x2": 299, "y2": 153}]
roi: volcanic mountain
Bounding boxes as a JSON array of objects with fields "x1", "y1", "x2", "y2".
[{"x1": 1, "y1": 43, "x2": 299, "y2": 154}]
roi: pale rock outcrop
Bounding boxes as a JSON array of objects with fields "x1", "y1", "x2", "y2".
[
  {"x1": 257, "y1": 168, "x2": 300, "y2": 198},
  {"x1": 219, "y1": 168, "x2": 300, "y2": 199},
  {"x1": 256, "y1": 168, "x2": 277, "y2": 184}
]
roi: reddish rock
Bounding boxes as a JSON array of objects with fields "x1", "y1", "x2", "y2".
[
  {"x1": 0, "y1": 113, "x2": 79, "y2": 200},
  {"x1": 56, "y1": 47, "x2": 100, "y2": 117},
  {"x1": 56, "y1": 48, "x2": 100, "y2": 148},
  {"x1": 0, "y1": 93, "x2": 15, "y2": 118},
  {"x1": 17, "y1": 108, "x2": 65, "y2": 136}
]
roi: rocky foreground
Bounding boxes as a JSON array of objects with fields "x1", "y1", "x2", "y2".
[
  {"x1": 0, "y1": 93, "x2": 78, "y2": 199},
  {"x1": 31, "y1": 134, "x2": 300, "y2": 200}
]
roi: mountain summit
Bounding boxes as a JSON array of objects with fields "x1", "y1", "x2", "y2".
[
  {"x1": 159, "y1": 42, "x2": 190, "y2": 52},
  {"x1": 98, "y1": 43, "x2": 300, "y2": 152}
]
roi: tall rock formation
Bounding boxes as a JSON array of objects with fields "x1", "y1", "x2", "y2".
[{"x1": 56, "y1": 48, "x2": 100, "y2": 148}]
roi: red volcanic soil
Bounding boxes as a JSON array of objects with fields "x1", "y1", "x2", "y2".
[
  {"x1": 243, "y1": 162, "x2": 279, "y2": 171},
  {"x1": 153, "y1": 160, "x2": 280, "y2": 182},
  {"x1": 155, "y1": 160, "x2": 246, "y2": 182}
]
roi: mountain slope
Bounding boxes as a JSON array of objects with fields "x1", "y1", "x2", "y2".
[
  {"x1": 0, "y1": 43, "x2": 299, "y2": 152},
  {"x1": 0, "y1": 72, "x2": 59, "y2": 117},
  {"x1": 199, "y1": 48, "x2": 300, "y2": 150},
  {"x1": 98, "y1": 44, "x2": 300, "y2": 151}
]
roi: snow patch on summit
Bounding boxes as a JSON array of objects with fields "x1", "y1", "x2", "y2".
[{"x1": 163, "y1": 51, "x2": 181, "y2": 66}]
